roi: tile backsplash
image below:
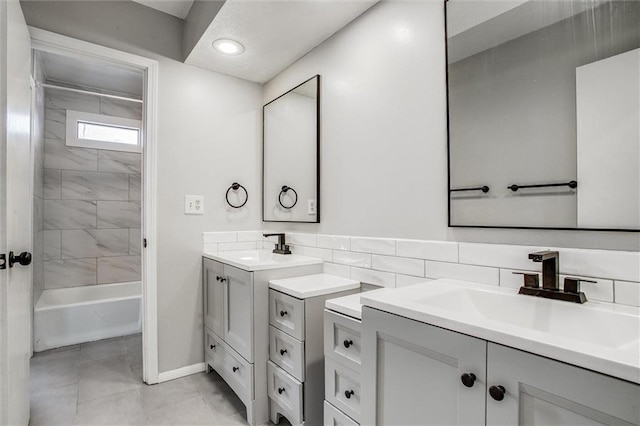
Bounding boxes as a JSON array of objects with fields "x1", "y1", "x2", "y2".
[
  {"x1": 203, "y1": 230, "x2": 640, "y2": 307},
  {"x1": 42, "y1": 88, "x2": 142, "y2": 289}
]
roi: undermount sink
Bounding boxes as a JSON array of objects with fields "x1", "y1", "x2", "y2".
[
  {"x1": 202, "y1": 249, "x2": 323, "y2": 271},
  {"x1": 361, "y1": 279, "x2": 640, "y2": 384}
]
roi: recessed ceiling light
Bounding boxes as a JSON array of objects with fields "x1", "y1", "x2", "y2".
[{"x1": 212, "y1": 39, "x2": 245, "y2": 56}]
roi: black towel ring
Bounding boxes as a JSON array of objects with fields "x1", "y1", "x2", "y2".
[
  {"x1": 226, "y1": 182, "x2": 248, "y2": 209},
  {"x1": 278, "y1": 185, "x2": 298, "y2": 209}
]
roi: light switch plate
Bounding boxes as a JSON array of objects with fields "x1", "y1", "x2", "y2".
[
  {"x1": 185, "y1": 195, "x2": 204, "y2": 215},
  {"x1": 307, "y1": 199, "x2": 317, "y2": 215}
]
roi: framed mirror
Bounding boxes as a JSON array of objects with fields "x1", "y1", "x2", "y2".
[
  {"x1": 263, "y1": 75, "x2": 320, "y2": 223},
  {"x1": 446, "y1": 0, "x2": 639, "y2": 231}
]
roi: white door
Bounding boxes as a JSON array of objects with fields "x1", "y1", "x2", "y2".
[{"x1": 0, "y1": 0, "x2": 33, "y2": 424}]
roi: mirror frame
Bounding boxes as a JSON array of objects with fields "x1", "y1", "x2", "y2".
[
  {"x1": 444, "y1": 0, "x2": 639, "y2": 232},
  {"x1": 262, "y1": 74, "x2": 321, "y2": 223}
]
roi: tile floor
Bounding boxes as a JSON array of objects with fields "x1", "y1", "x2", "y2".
[{"x1": 29, "y1": 334, "x2": 272, "y2": 425}]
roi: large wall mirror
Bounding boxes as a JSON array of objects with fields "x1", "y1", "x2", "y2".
[
  {"x1": 447, "y1": 0, "x2": 639, "y2": 231},
  {"x1": 263, "y1": 75, "x2": 320, "y2": 222}
]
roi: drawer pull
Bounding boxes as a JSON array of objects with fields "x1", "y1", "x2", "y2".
[
  {"x1": 489, "y1": 385, "x2": 506, "y2": 401},
  {"x1": 278, "y1": 387, "x2": 285, "y2": 395},
  {"x1": 280, "y1": 349, "x2": 287, "y2": 356},
  {"x1": 343, "y1": 339, "x2": 354, "y2": 348},
  {"x1": 210, "y1": 344, "x2": 215, "y2": 350},
  {"x1": 280, "y1": 310, "x2": 288, "y2": 317},
  {"x1": 344, "y1": 390, "x2": 355, "y2": 399},
  {"x1": 461, "y1": 373, "x2": 476, "y2": 388},
  {"x1": 233, "y1": 366, "x2": 239, "y2": 373}
]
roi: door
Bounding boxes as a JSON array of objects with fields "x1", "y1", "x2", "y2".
[
  {"x1": 223, "y1": 265, "x2": 253, "y2": 362},
  {"x1": 486, "y1": 343, "x2": 640, "y2": 426},
  {"x1": 203, "y1": 258, "x2": 224, "y2": 337},
  {"x1": 0, "y1": 0, "x2": 33, "y2": 424},
  {"x1": 361, "y1": 307, "x2": 487, "y2": 426}
]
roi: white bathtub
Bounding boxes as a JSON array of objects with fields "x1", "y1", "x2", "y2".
[{"x1": 34, "y1": 281, "x2": 142, "y2": 352}]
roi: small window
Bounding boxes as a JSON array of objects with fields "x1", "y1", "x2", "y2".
[{"x1": 66, "y1": 110, "x2": 142, "y2": 153}]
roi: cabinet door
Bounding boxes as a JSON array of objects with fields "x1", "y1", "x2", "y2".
[
  {"x1": 203, "y1": 259, "x2": 224, "y2": 336},
  {"x1": 223, "y1": 265, "x2": 254, "y2": 362},
  {"x1": 361, "y1": 307, "x2": 487, "y2": 426},
  {"x1": 486, "y1": 343, "x2": 640, "y2": 426}
]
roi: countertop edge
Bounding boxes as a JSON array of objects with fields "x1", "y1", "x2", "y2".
[{"x1": 360, "y1": 296, "x2": 640, "y2": 385}]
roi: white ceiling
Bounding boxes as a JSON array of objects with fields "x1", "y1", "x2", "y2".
[
  {"x1": 131, "y1": 0, "x2": 195, "y2": 19},
  {"x1": 184, "y1": 0, "x2": 378, "y2": 83},
  {"x1": 39, "y1": 51, "x2": 145, "y2": 97}
]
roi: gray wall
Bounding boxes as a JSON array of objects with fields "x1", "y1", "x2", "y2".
[
  {"x1": 448, "y1": 1, "x2": 640, "y2": 228},
  {"x1": 42, "y1": 88, "x2": 142, "y2": 289}
]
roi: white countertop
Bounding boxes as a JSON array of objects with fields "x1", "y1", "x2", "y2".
[
  {"x1": 361, "y1": 279, "x2": 640, "y2": 384},
  {"x1": 325, "y1": 293, "x2": 364, "y2": 319},
  {"x1": 202, "y1": 250, "x2": 323, "y2": 272},
  {"x1": 269, "y1": 274, "x2": 360, "y2": 299}
]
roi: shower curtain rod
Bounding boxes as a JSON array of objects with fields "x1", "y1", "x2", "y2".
[{"x1": 39, "y1": 82, "x2": 143, "y2": 104}]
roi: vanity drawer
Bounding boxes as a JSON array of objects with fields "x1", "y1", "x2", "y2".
[
  {"x1": 325, "y1": 357, "x2": 361, "y2": 423},
  {"x1": 269, "y1": 325, "x2": 305, "y2": 382},
  {"x1": 324, "y1": 310, "x2": 362, "y2": 372},
  {"x1": 324, "y1": 401, "x2": 359, "y2": 426},
  {"x1": 204, "y1": 327, "x2": 224, "y2": 362},
  {"x1": 267, "y1": 361, "x2": 303, "y2": 424},
  {"x1": 269, "y1": 290, "x2": 305, "y2": 340},
  {"x1": 220, "y1": 340, "x2": 254, "y2": 403}
]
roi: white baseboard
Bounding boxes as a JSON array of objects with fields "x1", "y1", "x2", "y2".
[{"x1": 157, "y1": 362, "x2": 206, "y2": 383}]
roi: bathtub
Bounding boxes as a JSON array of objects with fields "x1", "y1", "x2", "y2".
[{"x1": 34, "y1": 281, "x2": 142, "y2": 352}]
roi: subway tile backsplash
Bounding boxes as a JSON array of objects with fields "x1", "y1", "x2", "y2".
[{"x1": 203, "y1": 230, "x2": 639, "y2": 308}]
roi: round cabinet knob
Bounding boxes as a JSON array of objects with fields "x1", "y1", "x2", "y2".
[
  {"x1": 280, "y1": 310, "x2": 287, "y2": 317},
  {"x1": 216, "y1": 276, "x2": 222, "y2": 281},
  {"x1": 280, "y1": 349, "x2": 287, "y2": 356},
  {"x1": 343, "y1": 339, "x2": 353, "y2": 348},
  {"x1": 8, "y1": 251, "x2": 32, "y2": 268},
  {"x1": 489, "y1": 385, "x2": 506, "y2": 401},
  {"x1": 344, "y1": 390, "x2": 355, "y2": 399},
  {"x1": 278, "y1": 387, "x2": 285, "y2": 395},
  {"x1": 220, "y1": 277, "x2": 227, "y2": 282},
  {"x1": 461, "y1": 373, "x2": 476, "y2": 388},
  {"x1": 210, "y1": 344, "x2": 215, "y2": 350},
  {"x1": 232, "y1": 366, "x2": 239, "y2": 373}
]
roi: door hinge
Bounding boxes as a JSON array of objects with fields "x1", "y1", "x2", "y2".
[
  {"x1": 143, "y1": 238, "x2": 147, "y2": 248},
  {"x1": 0, "y1": 253, "x2": 5, "y2": 270}
]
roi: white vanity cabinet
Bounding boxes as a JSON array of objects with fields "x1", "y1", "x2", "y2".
[
  {"x1": 267, "y1": 274, "x2": 360, "y2": 426},
  {"x1": 361, "y1": 307, "x2": 640, "y2": 426},
  {"x1": 202, "y1": 254, "x2": 322, "y2": 426}
]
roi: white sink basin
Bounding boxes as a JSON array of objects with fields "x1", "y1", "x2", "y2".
[
  {"x1": 202, "y1": 250, "x2": 323, "y2": 271},
  {"x1": 361, "y1": 279, "x2": 640, "y2": 384}
]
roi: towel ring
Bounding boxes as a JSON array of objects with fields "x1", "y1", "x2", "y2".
[
  {"x1": 278, "y1": 185, "x2": 298, "y2": 209},
  {"x1": 226, "y1": 182, "x2": 248, "y2": 209}
]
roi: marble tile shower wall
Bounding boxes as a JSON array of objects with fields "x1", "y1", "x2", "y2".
[
  {"x1": 42, "y1": 89, "x2": 142, "y2": 289},
  {"x1": 32, "y1": 58, "x2": 46, "y2": 305},
  {"x1": 202, "y1": 231, "x2": 640, "y2": 307}
]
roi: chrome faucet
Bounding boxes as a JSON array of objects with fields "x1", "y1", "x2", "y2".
[
  {"x1": 517, "y1": 250, "x2": 588, "y2": 303},
  {"x1": 263, "y1": 233, "x2": 292, "y2": 255}
]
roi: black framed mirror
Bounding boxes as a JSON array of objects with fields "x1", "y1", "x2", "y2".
[
  {"x1": 446, "y1": 0, "x2": 639, "y2": 231},
  {"x1": 263, "y1": 75, "x2": 320, "y2": 223}
]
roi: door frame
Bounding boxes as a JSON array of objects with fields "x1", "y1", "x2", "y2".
[{"x1": 28, "y1": 27, "x2": 160, "y2": 384}]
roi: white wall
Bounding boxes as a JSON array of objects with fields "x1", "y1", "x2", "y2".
[
  {"x1": 264, "y1": 1, "x2": 640, "y2": 251},
  {"x1": 21, "y1": 2, "x2": 263, "y2": 373},
  {"x1": 264, "y1": 1, "x2": 449, "y2": 241}
]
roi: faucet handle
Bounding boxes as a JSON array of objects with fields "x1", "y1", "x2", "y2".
[
  {"x1": 564, "y1": 277, "x2": 596, "y2": 294},
  {"x1": 513, "y1": 272, "x2": 540, "y2": 288}
]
